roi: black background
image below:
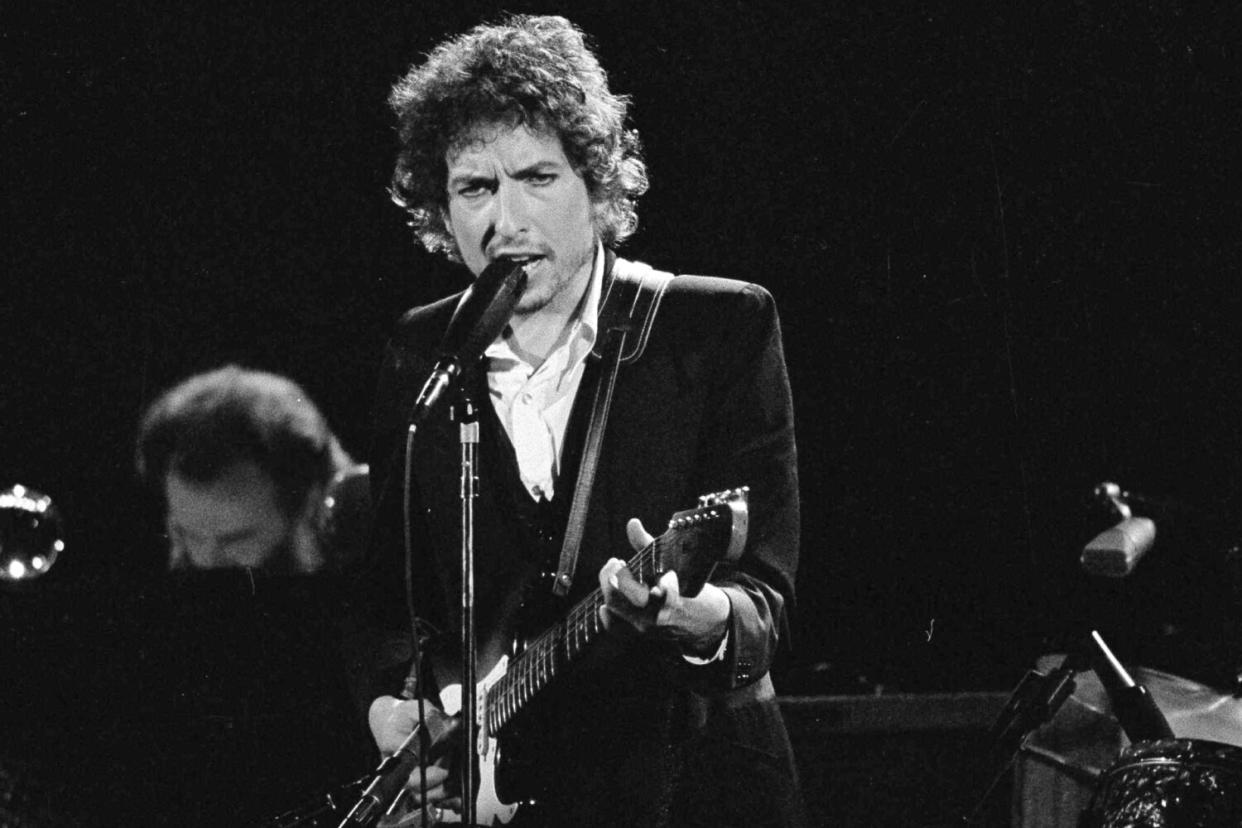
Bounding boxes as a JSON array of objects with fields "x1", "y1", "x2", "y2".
[{"x1": 4, "y1": 1, "x2": 1242, "y2": 823}]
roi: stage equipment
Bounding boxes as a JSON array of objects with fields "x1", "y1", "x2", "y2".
[
  {"x1": 1078, "y1": 739, "x2": 1242, "y2": 827},
  {"x1": 1012, "y1": 652, "x2": 1242, "y2": 825},
  {"x1": 406, "y1": 258, "x2": 528, "y2": 433},
  {"x1": 1081, "y1": 517, "x2": 1156, "y2": 578},
  {"x1": 0, "y1": 484, "x2": 64, "y2": 582},
  {"x1": 990, "y1": 479, "x2": 1242, "y2": 825},
  {"x1": 973, "y1": 628, "x2": 1182, "y2": 825},
  {"x1": 339, "y1": 260, "x2": 526, "y2": 828}
]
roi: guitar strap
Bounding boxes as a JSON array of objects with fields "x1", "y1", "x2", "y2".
[{"x1": 551, "y1": 258, "x2": 674, "y2": 597}]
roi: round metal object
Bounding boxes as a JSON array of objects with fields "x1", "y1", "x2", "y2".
[{"x1": 0, "y1": 484, "x2": 65, "y2": 581}]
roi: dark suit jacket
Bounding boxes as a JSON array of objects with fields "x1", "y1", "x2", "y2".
[{"x1": 360, "y1": 252, "x2": 803, "y2": 827}]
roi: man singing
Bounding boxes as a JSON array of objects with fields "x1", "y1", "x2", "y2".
[{"x1": 360, "y1": 15, "x2": 804, "y2": 827}]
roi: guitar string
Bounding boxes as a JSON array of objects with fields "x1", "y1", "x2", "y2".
[
  {"x1": 489, "y1": 543, "x2": 656, "y2": 730},
  {"x1": 488, "y1": 539, "x2": 664, "y2": 731},
  {"x1": 486, "y1": 502, "x2": 729, "y2": 731}
]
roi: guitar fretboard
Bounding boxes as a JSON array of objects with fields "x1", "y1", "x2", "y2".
[{"x1": 483, "y1": 539, "x2": 664, "y2": 735}]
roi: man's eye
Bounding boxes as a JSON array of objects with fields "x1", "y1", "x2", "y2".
[
  {"x1": 454, "y1": 178, "x2": 495, "y2": 197},
  {"x1": 529, "y1": 173, "x2": 556, "y2": 186}
]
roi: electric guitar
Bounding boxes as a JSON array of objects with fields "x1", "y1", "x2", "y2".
[{"x1": 380, "y1": 486, "x2": 750, "y2": 826}]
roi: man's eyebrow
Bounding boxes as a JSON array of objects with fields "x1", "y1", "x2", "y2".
[
  {"x1": 448, "y1": 159, "x2": 563, "y2": 188},
  {"x1": 449, "y1": 168, "x2": 491, "y2": 184},
  {"x1": 512, "y1": 160, "x2": 561, "y2": 177},
  {"x1": 447, "y1": 171, "x2": 494, "y2": 189}
]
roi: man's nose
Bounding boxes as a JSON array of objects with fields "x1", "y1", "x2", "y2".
[{"x1": 492, "y1": 182, "x2": 528, "y2": 238}]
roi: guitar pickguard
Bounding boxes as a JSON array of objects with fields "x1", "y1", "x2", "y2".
[{"x1": 431, "y1": 657, "x2": 519, "y2": 825}]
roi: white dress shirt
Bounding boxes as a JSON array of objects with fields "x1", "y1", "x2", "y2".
[{"x1": 484, "y1": 246, "x2": 604, "y2": 503}]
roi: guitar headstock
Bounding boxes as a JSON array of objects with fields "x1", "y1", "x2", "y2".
[{"x1": 658, "y1": 487, "x2": 749, "y2": 597}]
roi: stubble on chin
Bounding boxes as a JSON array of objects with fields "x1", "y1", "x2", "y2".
[{"x1": 515, "y1": 247, "x2": 594, "y2": 318}]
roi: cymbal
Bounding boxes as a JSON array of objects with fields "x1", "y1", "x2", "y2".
[{"x1": 1034, "y1": 654, "x2": 1242, "y2": 747}]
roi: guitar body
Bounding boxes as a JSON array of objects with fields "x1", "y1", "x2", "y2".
[
  {"x1": 375, "y1": 656, "x2": 518, "y2": 828},
  {"x1": 490, "y1": 706, "x2": 544, "y2": 808},
  {"x1": 431, "y1": 658, "x2": 519, "y2": 826},
  {"x1": 434, "y1": 652, "x2": 560, "y2": 819}
]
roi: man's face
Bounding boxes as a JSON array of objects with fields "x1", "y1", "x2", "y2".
[
  {"x1": 164, "y1": 461, "x2": 292, "y2": 569},
  {"x1": 443, "y1": 123, "x2": 597, "y2": 317}
]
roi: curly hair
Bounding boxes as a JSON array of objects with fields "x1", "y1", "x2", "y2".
[{"x1": 388, "y1": 14, "x2": 648, "y2": 258}]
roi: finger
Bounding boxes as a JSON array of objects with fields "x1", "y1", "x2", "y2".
[
  {"x1": 600, "y1": 558, "x2": 648, "y2": 608},
  {"x1": 651, "y1": 569, "x2": 680, "y2": 612},
  {"x1": 598, "y1": 557, "x2": 627, "y2": 595},
  {"x1": 608, "y1": 562, "x2": 650, "y2": 608},
  {"x1": 404, "y1": 784, "x2": 448, "y2": 806},
  {"x1": 626, "y1": 517, "x2": 655, "y2": 551},
  {"x1": 405, "y1": 765, "x2": 450, "y2": 791},
  {"x1": 656, "y1": 569, "x2": 680, "y2": 597}
]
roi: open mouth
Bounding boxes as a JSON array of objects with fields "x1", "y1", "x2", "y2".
[{"x1": 501, "y1": 254, "x2": 544, "y2": 265}]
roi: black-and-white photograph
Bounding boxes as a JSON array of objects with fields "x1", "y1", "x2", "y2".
[{"x1": 4, "y1": 2, "x2": 1241, "y2": 825}]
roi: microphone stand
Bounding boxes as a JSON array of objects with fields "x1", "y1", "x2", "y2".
[
  {"x1": 337, "y1": 386, "x2": 483, "y2": 828},
  {"x1": 340, "y1": 259, "x2": 524, "y2": 826},
  {"x1": 455, "y1": 392, "x2": 480, "y2": 828}
]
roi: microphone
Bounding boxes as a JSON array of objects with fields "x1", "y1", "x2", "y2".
[
  {"x1": 1086, "y1": 630, "x2": 1174, "y2": 742},
  {"x1": 1081, "y1": 516, "x2": 1156, "y2": 578},
  {"x1": 407, "y1": 258, "x2": 528, "y2": 431},
  {"x1": 336, "y1": 704, "x2": 456, "y2": 828},
  {"x1": 336, "y1": 724, "x2": 424, "y2": 827}
]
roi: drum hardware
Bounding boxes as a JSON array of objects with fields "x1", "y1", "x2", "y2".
[
  {"x1": 1018, "y1": 743, "x2": 1104, "y2": 787},
  {"x1": 965, "y1": 630, "x2": 1172, "y2": 824},
  {"x1": 962, "y1": 641, "x2": 1092, "y2": 823},
  {"x1": 1082, "y1": 631, "x2": 1173, "y2": 743},
  {"x1": 1222, "y1": 544, "x2": 1242, "y2": 698},
  {"x1": 1009, "y1": 653, "x2": 1242, "y2": 827},
  {"x1": 1003, "y1": 481, "x2": 1242, "y2": 825},
  {"x1": 1079, "y1": 738, "x2": 1242, "y2": 827}
]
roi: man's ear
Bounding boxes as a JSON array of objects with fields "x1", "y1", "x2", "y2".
[
  {"x1": 165, "y1": 518, "x2": 188, "y2": 571},
  {"x1": 441, "y1": 206, "x2": 453, "y2": 238},
  {"x1": 289, "y1": 484, "x2": 327, "y2": 574}
]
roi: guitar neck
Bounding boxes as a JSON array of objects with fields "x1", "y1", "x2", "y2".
[
  {"x1": 480, "y1": 486, "x2": 748, "y2": 737},
  {"x1": 484, "y1": 541, "x2": 661, "y2": 735}
]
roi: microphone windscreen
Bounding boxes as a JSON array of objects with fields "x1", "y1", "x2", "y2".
[{"x1": 439, "y1": 258, "x2": 528, "y2": 363}]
